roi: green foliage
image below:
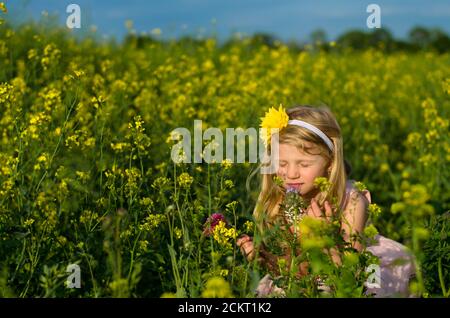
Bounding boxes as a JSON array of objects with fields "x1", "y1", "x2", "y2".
[
  {"x1": 423, "y1": 213, "x2": 450, "y2": 297},
  {"x1": 0, "y1": 13, "x2": 448, "y2": 297}
]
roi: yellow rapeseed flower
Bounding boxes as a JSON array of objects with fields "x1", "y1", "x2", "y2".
[
  {"x1": 273, "y1": 175, "x2": 284, "y2": 186},
  {"x1": 174, "y1": 227, "x2": 182, "y2": 239},
  {"x1": 402, "y1": 184, "x2": 430, "y2": 206},
  {"x1": 314, "y1": 177, "x2": 331, "y2": 192},
  {"x1": 221, "y1": 158, "x2": 233, "y2": 170},
  {"x1": 380, "y1": 163, "x2": 389, "y2": 173},
  {"x1": 178, "y1": 172, "x2": 193, "y2": 188},
  {"x1": 364, "y1": 224, "x2": 378, "y2": 239},
  {"x1": 24, "y1": 218, "x2": 35, "y2": 227},
  {"x1": 368, "y1": 203, "x2": 382, "y2": 218},
  {"x1": 212, "y1": 221, "x2": 237, "y2": 250},
  {"x1": 139, "y1": 214, "x2": 166, "y2": 232},
  {"x1": 243, "y1": 220, "x2": 254, "y2": 233},
  {"x1": 201, "y1": 277, "x2": 233, "y2": 298},
  {"x1": 391, "y1": 202, "x2": 406, "y2": 214}
]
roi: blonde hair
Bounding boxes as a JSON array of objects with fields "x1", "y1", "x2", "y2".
[{"x1": 253, "y1": 105, "x2": 347, "y2": 231}]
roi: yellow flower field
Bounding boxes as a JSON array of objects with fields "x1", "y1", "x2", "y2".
[{"x1": 0, "y1": 9, "x2": 449, "y2": 297}]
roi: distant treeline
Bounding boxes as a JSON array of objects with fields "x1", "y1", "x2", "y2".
[
  {"x1": 4, "y1": 16, "x2": 449, "y2": 53},
  {"x1": 127, "y1": 26, "x2": 450, "y2": 53}
]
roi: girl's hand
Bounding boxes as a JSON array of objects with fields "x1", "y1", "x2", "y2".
[
  {"x1": 306, "y1": 198, "x2": 333, "y2": 222},
  {"x1": 236, "y1": 234, "x2": 255, "y2": 261}
]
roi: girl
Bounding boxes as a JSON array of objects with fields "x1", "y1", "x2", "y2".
[{"x1": 237, "y1": 105, "x2": 415, "y2": 297}]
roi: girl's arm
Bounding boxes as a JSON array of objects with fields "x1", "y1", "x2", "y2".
[
  {"x1": 305, "y1": 192, "x2": 369, "y2": 267},
  {"x1": 340, "y1": 191, "x2": 370, "y2": 252}
]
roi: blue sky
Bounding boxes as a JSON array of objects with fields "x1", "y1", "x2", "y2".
[{"x1": 6, "y1": 0, "x2": 450, "y2": 42}]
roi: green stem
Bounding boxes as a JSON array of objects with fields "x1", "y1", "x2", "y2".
[
  {"x1": 437, "y1": 257, "x2": 448, "y2": 297},
  {"x1": 207, "y1": 164, "x2": 216, "y2": 270},
  {"x1": 128, "y1": 231, "x2": 142, "y2": 282},
  {"x1": 83, "y1": 253, "x2": 99, "y2": 297},
  {"x1": 173, "y1": 164, "x2": 187, "y2": 245},
  {"x1": 207, "y1": 164, "x2": 212, "y2": 215},
  {"x1": 35, "y1": 95, "x2": 78, "y2": 193},
  {"x1": 410, "y1": 221, "x2": 425, "y2": 296}
]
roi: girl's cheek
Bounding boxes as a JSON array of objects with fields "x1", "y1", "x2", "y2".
[
  {"x1": 302, "y1": 169, "x2": 314, "y2": 181},
  {"x1": 277, "y1": 167, "x2": 287, "y2": 177}
]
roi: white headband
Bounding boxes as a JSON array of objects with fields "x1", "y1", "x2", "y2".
[{"x1": 288, "y1": 119, "x2": 334, "y2": 152}]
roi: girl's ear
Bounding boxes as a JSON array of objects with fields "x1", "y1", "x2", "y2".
[{"x1": 326, "y1": 162, "x2": 332, "y2": 176}]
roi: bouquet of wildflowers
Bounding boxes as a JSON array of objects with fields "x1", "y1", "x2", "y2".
[
  {"x1": 280, "y1": 187, "x2": 308, "y2": 225},
  {"x1": 262, "y1": 188, "x2": 308, "y2": 259}
]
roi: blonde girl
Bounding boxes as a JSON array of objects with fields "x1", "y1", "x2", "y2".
[{"x1": 237, "y1": 105, "x2": 415, "y2": 297}]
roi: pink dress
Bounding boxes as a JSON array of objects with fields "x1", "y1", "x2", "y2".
[
  {"x1": 342, "y1": 180, "x2": 416, "y2": 298},
  {"x1": 255, "y1": 181, "x2": 416, "y2": 297}
]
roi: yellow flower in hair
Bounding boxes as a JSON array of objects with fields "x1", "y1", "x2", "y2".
[{"x1": 260, "y1": 104, "x2": 289, "y2": 145}]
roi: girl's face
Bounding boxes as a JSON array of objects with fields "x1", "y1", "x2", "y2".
[{"x1": 277, "y1": 143, "x2": 329, "y2": 198}]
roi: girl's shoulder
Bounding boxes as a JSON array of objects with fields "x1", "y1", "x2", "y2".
[{"x1": 341, "y1": 179, "x2": 372, "y2": 211}]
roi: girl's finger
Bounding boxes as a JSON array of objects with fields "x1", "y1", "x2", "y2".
[
  {"x1": 289, "y1": 225, "x2": 295, "y2": 234},
  {"x1": 306, "y1": 206, "x2": 314, "y2": 217},
  {"x1": 311, "y1": 199, "x2": 322, "y2": 218},
  {"x1": 241, "y1": 241, "x2": 254, "y2": 259},
  {"x1": 241, "y1": 241, "x2": 251, "y2": 252},
  {"x1": 324, "y1": 201, "x2": 333, "y2": 219},
  {"x1": 306, "y1": 204, "x2": 316, "y2": 218},
  {"x1": 237, "y1": 235, "x2": 250, "y2": 247}
]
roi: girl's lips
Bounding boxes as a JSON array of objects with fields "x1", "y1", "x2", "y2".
[{"x1": 286, "y1": 183, "x2": 303, "y2": 190}]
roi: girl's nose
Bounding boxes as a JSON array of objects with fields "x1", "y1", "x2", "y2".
[{"x1": 286, "y1": 166, "x2": 300, "y2": 180}]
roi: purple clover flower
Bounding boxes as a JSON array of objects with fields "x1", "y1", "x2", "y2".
[
  {"x1": 203, "y1": 213, "x2": 227, "y2": 236},
  {"x1": 286, "y1": 187, "x2": 299, "y2": 194}
]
